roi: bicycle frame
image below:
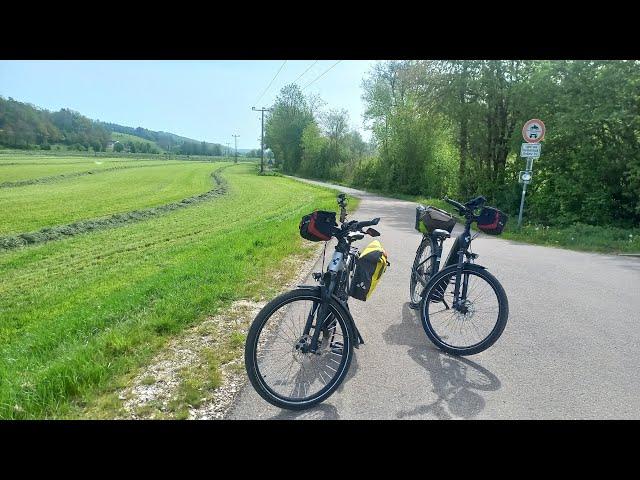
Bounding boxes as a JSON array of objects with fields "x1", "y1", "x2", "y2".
[
  {"x1": 450, "y1": 219, "x2": 474, "y2": 310},
  {"x1": 298, "y1": 236, "x2": 362, "y2": 354},
  {"x1": 416, "y1": 218, "x2": 480, "y2": 310}
]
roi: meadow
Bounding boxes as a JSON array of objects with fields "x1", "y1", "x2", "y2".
[
  {"x1": 0, "y1": 162, "x2": 220, "y2": 235},
  {"x1": 0, "y1": 155, "x2": 339, "y2": 418}
]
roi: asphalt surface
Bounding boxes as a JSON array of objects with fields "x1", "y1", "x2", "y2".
[{"x1": 227, "y1": 179, "x2": 640, "y2": 419}]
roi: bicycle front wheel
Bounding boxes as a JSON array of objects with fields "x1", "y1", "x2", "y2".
[
  {"x1": 244, "y1": 288, "x2": 354, "y2": 410},
  {"x1": 420, "y1": 264, "x2": 508, "y2": 356}
]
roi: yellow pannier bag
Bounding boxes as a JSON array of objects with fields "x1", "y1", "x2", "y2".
[{"x1": 349, "y1": 240, "x2": 389, "y2": 301}]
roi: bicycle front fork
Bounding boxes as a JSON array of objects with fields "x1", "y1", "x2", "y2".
[
  {"x1": 451, "y1": 249, "x2": 471, "y2": 310},
  {"x1": 298, "y1": 273, "x2": 336, "y2": 353}
]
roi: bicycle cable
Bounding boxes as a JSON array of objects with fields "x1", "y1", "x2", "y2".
[{"x1": 321, "y1": 241, "x2": 327, "y2": 273}]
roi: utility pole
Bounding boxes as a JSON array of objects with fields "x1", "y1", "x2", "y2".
[
  {"x1": 252, "y1": 107, "x2": 272, "y2": 173},
  {"x1": 232, "y1": 134, "x2": 240, "y2": 164}
]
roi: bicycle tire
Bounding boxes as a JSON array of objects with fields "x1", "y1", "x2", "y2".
[
  {"x1": 410, "y1": 236, "x2": 434, "y2": 305},
  {"x1": 245, "y1": 288, "x2": 355, "y2": 410},
  {"x1": 420, "y1": 264, "x2": 508, "y2": 356}
]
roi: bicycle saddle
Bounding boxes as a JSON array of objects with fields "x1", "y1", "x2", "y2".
[{"x1": 432, "y1": 229, "x2": 451, "y2": 239}]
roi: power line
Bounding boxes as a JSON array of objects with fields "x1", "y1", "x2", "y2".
[
  {"x1": 302, "y1": 60, "x2": 342, "y2": 90},
  {"x1": 291, "y1": 60, "x2": 318, "y2": 85},
  {"x1": 254, "y1": 60, "x2": 287, "y2": 105}
]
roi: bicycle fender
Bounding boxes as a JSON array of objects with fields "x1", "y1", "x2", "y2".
[
  {"x1": 438, "y1": 262, "x2": 488, "y2": 275},
  {"x1": 465, "y1": 263, "x2": 487, "y2": 271}
]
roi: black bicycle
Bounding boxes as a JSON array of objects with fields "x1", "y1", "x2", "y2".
[
  {"x1": 244, "y1": 194, "x2": 383, "y2": 410},
  {"x1": 410, "y1": 196, "x2": 509, "y2": 356}
]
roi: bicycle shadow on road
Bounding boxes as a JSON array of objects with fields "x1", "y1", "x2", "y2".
[
  {"x1": 382, "y1": 302, "x2": 501, "y2": 420},
  {"x1": 267, "y1": 401, "x2": 341, "y2": 420}
]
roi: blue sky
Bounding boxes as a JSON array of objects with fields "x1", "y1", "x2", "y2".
[{"x1": 0, "y1": 60, "x2": 378, "y2": 149}]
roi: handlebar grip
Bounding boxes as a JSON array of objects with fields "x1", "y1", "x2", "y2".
[{"x1": 358, "y1": 218, "x2": 380, "y2": 228}]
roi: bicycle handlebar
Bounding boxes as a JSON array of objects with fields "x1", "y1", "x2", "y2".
[
  {"x1": 334, "y1": 217, "x2": 380, "y2": 239},
  {"x1": 356, "y1": 218, "x2": 380, "y2": 229},
  {"x1": 443, "y1": 196, "x2": 487, "y2": 216},
  {"x1": 444, "y1": 196, "x2": 466, "y2": 212}
]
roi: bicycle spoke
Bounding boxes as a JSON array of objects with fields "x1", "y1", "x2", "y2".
[
  {"x1": 426, "y1": 270, "x2": 501, "y2": 350},
  {"x1": 254, "y1": 296, "x2": 349, "y2": 401}
]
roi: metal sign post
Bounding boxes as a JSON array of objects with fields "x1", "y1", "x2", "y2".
[
  {"x1": 517, "y1": 181, "x2": 528, "y2": 228},
  {"x1": 518, "y1": 119, "x2": 545, "y2": 229}
]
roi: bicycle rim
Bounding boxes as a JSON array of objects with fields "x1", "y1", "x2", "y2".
[
  {"x1": 250, "y1": 293, "x2": 352, "y2": 406},
  {"x1": 411, "y1": 238, "x2": 433, "y2": 304},
  {"x1": 423, "y1": 268, "x2": 504, "y2": 352}
]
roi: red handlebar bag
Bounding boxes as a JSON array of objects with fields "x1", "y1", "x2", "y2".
[
  {"x1": 299, "y1": 210, "x2": 336, "y2": 242},
  {"x1": 476, "y1": 207, "x2": 508, "y2": 235}
]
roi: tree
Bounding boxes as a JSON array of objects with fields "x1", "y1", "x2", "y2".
[{"x1": 264, "y1": 84, "x2": 314, "y2": 174}]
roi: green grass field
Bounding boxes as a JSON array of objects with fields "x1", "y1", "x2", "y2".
[
  {"x1": 0, "y1": 155, "x2": 173, "y2": 183},
  {"x1": 0, "y1": 154, "x2": 162, "y2": 165},
  {"x1": 0, "y1": 162, "x2": 222, "y2": 235},
  {"x1": 0, "y1": 156, "x2": 339, "y2": 419}
]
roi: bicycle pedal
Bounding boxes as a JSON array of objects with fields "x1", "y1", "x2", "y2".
[{"x1": 312, "y1": 272, "x2": 322, "y2": 281}]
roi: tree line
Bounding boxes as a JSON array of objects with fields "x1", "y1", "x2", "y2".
[
  {"x1": 0, "y1": 97, "x2": 228, "y2": 157},
  {"x1": 265, "y1": 85, "x2": 372, "y2": 179},
  {"x1": 264, "y1": 61, "x2": 640, "y2": 228},
  {"x1": 0, "y1": 97, "x2": 110, "y2": 151}
]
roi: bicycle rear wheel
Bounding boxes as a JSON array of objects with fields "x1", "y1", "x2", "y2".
[
  {"x1": 410, "y1": 236, "x2": 435, "y2": 306},
  {"x1": 420, "y1": 264, "x2": 508, "y2": 356},
  {"x1": 245, "y1": 288, "x2": 354, "y2": 410}
]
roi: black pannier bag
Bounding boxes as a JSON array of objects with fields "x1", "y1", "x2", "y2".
[
  {"x1": 415, "y1": 205, "x2": 456, "y2": 234},
  {"x1": 476, "y1": 207, "x2": 508, "y2": 235},
  {"x1": 299, "y1": 210, "x2": 336, "y2": 242},
  {"x1": 349, "y1": 240, "x2": 389, "y2": 301}
]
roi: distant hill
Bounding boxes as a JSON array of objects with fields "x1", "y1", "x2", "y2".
[
  {"x1": 98, "y1": 121, "x2": 225, "y2": 156},
  {"x1": 110, "y1": 132, "x2": 164, "y2": 154},
  {"x1": 0, "y1": 96, "x2": 227, "y2": 156}
]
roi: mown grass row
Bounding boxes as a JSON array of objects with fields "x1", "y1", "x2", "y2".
[
  {"x1": 0, "y1": 162, "x2": 188, "y2": 188},
  {"x1": 0, "y1": 156, "x2": 182, "y2": 182},
  {"x1": 0, "y1": 154, "x2": 175, "y2": 166},
  {"x1": 0, "y1": 163, "x2": 339, "y2": 418},
  {"x1": 0, "y1": 167, "x2": 228, "y2": 250},
  {"x1": 0, "y1": 162, "x2": 222, "y2": 235}
]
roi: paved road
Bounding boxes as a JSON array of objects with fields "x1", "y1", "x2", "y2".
[{"x1": 228, "y1": 179, "x2": 640, "y2": 419}]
